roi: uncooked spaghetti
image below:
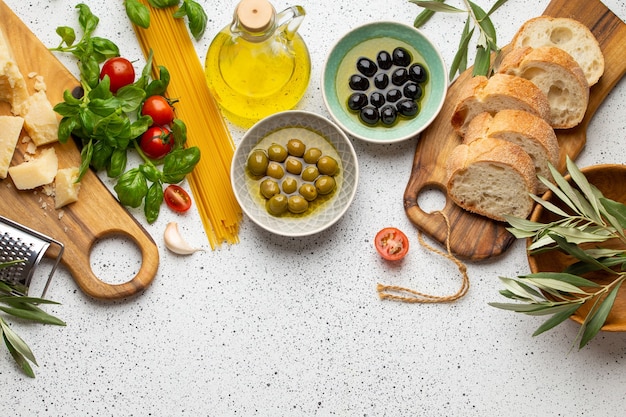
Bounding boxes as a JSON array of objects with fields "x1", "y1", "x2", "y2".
[{"x1": 131, "y1": 1, "x2": 241, "y2": 248}]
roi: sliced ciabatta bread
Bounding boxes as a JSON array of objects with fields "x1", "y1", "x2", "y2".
[
  {"x1": 451, "y1": 73, "x2": 550, "y2": 136},
  {"x1": 464, "y1": 110, "x2": 559, "y2": 194},
  {"x1": 446, "y1": 137, "x2": 537, "y2": 222},
  {"x1": 510, "y1": 16, "x2": 604, "y2": 86},
  {"x1": 497, "y1": 46, "x2": 589, "y2": 129}
]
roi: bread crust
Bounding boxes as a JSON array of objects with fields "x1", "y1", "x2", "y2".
[
  {"x1": 450, "y1": 73, "x2": 551, "y2": 136},
  {"x1": 497, "y1": 46, "x2": 589, "y2": 129},
  {"x1": 511, "y1": 16, "x2": 604, "y2": 86},
  {"x1": 446, "y1": 137, "x2": 537, "y2": 221}
]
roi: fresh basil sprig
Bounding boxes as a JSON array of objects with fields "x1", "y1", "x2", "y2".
[
  {"x1": 125, "y1": 0, "x2": 208, "y2": 40},
  {"x1": 0, "y1": 262, "x2": 66, "y2": 378},
  {"x1": 410, "y1": 0, "x2": 509, "y2": 80},
  {"x1": 50, "y1": 4, "x2": 200, "y2": 223},
  {"x1": 491, "y1": 157, "x2": 626, "y2": 349}
]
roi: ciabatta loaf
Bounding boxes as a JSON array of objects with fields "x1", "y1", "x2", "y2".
[
  {"x1": 511, "y1": 16, "x2": 604, "y2": 86},
  {"x1": 450, "y1": 73, "x2": 550, "y2": 136},
  {"x1": 464, "y1": 110, "x2": 559, "y2": 194},
  {"x1": 497, "y1": 46, "x2": 589, "y2": 129},
  {"x1": 446, "y1": 137, "x2": 537, "y2": 222}
]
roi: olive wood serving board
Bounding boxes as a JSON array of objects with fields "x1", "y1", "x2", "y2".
[
  {"x1": 0, "y1": 1, "x2": 159, "y2": 299},
  {"x1": 403, "y1": 0, "x2": 626, "y2": 260}
]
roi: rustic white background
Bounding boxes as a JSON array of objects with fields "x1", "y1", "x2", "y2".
[{"x1": 2, "y1": 0, "x2": 625, "y2": 416}]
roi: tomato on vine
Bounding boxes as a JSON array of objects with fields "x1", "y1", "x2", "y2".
[
  {"x1": 100, "y1": 57, "x2": 135, "y2": 93},
  {"x1": 141, "y1": 95, "x2": 175, "y2": 126},
  {"x1": 164, "y1": 185, "x2": 192, "y2": 213},
  {"x1": 140, "y1": 126, "x2": 173, "y2": 159}
]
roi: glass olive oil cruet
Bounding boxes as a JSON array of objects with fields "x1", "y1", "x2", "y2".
[{"x1": 205, "y1": 0, "x2": 311, "y2": 127}]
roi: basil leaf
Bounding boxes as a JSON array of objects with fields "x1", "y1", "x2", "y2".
[
  {"x1": 90, "y1": 37, "x2": 120, "y2": 61},
  {"x1": 130, "y1": 116, "x2": 153, "y2": 139},
  {"x1": 140, "y1": 164, "x2": 162, "y2": 183},
  {"x1": 77, "y1": 139, "x2": 94, "y2": 181},
  {"x1": 90, "y1": 140, "x2": 114, "y2": 171},
  {"x1": 144, "y1": 182, "x2": 165, "y2": 224},
  {"x1": 145, "y1": 66, "x2": 170, "y2": 97},
  {"x1": 174, "y1": 0, "x2": 208, "y2": 39},
  {"x1": 79, "y1": 54, "x2": 101, "y2": 89},
  {"x1": 171, "y1": 118, "x2": 187, "y2": 148},
  {"x1": 115, "y1": 86, "x2": 146, "y2": 112},
  {"x1": 75, "y1": 3, "x2": 99, "y2": 35},
  {"x1": 125, "y1": 0, "x2": 151, "y2": 29},
  {"x1": 149, "y1": 0, "x2": 179, "y2": 7},
  {"x1": 107, "y1": 148, "x2": 128, "y2": 178},
  {"x1": 161, "y1": 147, "x2": 200, "y2": 184},
  {"x1": 55, "y1": 26, "x2": 76, "y2": 47},
  {"x1": 114, "y1": 168, "x2": 148, "y2": 208}
]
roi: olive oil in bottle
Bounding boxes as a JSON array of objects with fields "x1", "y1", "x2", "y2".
[{"x1": 205, "y1": 0, "x2": 311, "y2": 128}]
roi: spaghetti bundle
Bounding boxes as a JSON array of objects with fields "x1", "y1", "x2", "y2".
[{"x1": 131, "y1": 1, "x2": 242, "y2": 248}]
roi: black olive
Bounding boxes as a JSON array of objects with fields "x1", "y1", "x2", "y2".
[
  {"x1": 369, "y1": 91, "x2": 385, "y2": 108},
  {"x1": 376, "y1": 50, "x2": 393, "y2": 70},
  {"x1": 359, "y1": 106, "x2": 379, "y2": 125},
  {"x1": 408, "y1": 63, "x2": 428, "y2": 83},
  {"x1": 347, "y1": 92, "x2": 368, "y2": 111},
  {"x1": 373, "y1": 73, "x2": 389, "y2": 89},
  {"x1": 396, "y1": 99, "x2": 419, "y2": 117},
  {"x1": 380, "y1": 105, "x2": 398, "y2": 126},
  {"x1": 386, "y1": 88, "x2": 402, "y2": 103},
  {"x1": 403, "y1": 82, "x2": 423, "y2": 100},
  {"x1": 349, "y1": 74, "x2": 370, "y2": 91},
  {"x1": 392, "y1": 47, "x2": 412, "y2": 67},
  {"x1": 391, "y1": 68, "x2": 409, "y2": 86},
  {"x1": 356, "y1": 57, "x2": 378, "y2": 77}
]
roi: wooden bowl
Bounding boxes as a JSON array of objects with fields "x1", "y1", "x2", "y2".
[{"x1": 527, "y1": 164, "x2": 626, "y2": 331}]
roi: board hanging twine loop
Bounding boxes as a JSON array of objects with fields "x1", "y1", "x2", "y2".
[{"x1": 377, "y1": 211, "x2": 470, "y2": 303}]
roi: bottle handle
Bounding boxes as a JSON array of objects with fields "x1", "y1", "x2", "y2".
[{"x1": 276, "y1": 5, "x2": 305, "y2": 41}]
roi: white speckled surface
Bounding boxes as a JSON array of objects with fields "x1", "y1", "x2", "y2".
[{"x1": 1, "y1": 0, "x2": 626, "y2": 416}]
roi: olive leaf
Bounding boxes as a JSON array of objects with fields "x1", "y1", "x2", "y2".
[
  {"x1": 492, "y1": 159, "x2": 626, "y2": 349},
  {"x1": 410, "y1": 0, "x2": 509, "y2": 80},
  {"x1": 0, "y1": 263, "x2": 65, "y2": 378}
]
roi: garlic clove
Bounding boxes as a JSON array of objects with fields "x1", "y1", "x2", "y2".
[{"x1": 163, "y1": 222, "x2": 203, "y2": 255}]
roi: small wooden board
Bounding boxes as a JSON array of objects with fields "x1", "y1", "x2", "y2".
[
  {"x1": 0, "y1": 1, "x2": 159, "y2": 299},
  {"x1": 403, "y1": 0, "x2": 626, "y2": 260}
]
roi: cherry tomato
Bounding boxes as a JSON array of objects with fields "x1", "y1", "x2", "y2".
[
  {"x1": 141, "y1": 95, "x2": 175, "y2": 126},
  {"x1": 100, "y1": 57, "x2": 135, "y2": 93},
  {"x1": 374, "y1": 227, "x2": 409, "y2": 261},
  {"x1": 140, "y1": 126, "x2": 173, "y2": 159},
  {"x1": 164, "y1": 185, "x2": 192, "y2": 213}
]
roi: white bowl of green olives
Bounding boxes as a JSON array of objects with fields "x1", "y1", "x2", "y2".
[
  {"x1": 231, "y1": 110, "x2": 359, "y2": 237},
  {"x1": 322, "y1": 21, "x2": 448, "y2": 143}
]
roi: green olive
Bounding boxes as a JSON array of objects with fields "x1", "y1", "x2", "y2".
[
  {"x1": 282, "y1": 177, "x2": 298, "y2": 194},
  {"x1": 317, "y1": 155, "x2": 339, "y2": 176},
  {"x1": 301, "y1": 165, "x2": 319, "y2": 182},
  {"x1": 247, "y1": 149, "x2": 269, "y2": 176},
  {"x1": 285, "y1": 157, "x2": 303, "y2": 175},
  {"x1": 266, "y1": 161, "x2": 285, "y2": 179},
  {"x1": 287, "y1": 138, "x2": 306, "y2": 157},
  {"x1": 267, "y1": 194, "x2": 288, "y2": 215},
  {"x1": 303, "y1": 147, "x2": 322, "y2": 164},
  {"x1": 288, "y1": 195, "x2": 309, "y2": 214},
  {"x1": 299, "y1": 183, "x2": 318, "y2": 201},
  {"x1": 267, "y1": 143, "x2": 288, "y2": 162},
  {"x1": 259, "y1": 179, "x2": 280, "y2": 199},
  {"x1": 315, "y1": 175, "x2": 336, "y2": 195}
]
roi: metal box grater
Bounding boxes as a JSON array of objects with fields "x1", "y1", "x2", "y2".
[{"x1": 0, "y1": 216, "x2": 64, "y2": 297}]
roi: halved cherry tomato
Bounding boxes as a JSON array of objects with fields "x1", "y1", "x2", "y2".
[
  {"x1": 140, "y1": 126, "x2": 173, "y2": 159},
  {"x1": 164, "y1": 185, "x2": 192, "y2": 213},
  {"x1": 100, "y1": 57, "x2": 135, "y2": 93},
  {"x1": 141, "y1": 95, "x2": 175, "y2": 126},
  {"x1": 374, "y1": 227, "x2": 409, "y2": 261}
]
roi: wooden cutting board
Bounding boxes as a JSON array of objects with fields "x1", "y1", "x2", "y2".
[
  {"x1": 0, "y1": 1, "x2": 159, "y2": 299},
  {"x1": 403, "y1": 0, "x2": 626, "y2": 260}
]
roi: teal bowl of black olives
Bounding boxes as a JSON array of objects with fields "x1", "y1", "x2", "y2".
[
  {"x1": 231, "y1": 110, "x2": 359, "y2": 237},
  {"x1": 322, "y1": 21, "x2": 448, "y2": 143}
]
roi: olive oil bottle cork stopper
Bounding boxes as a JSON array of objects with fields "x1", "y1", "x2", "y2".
[{"x1": 237, "y1": 0, "x2": 274, "y2": 32}]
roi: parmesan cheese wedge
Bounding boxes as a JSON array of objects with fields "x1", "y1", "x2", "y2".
[
  {"x1": 0, "y1": 115, "x2": 24, "y2": 179},
  {"x1": 8, "y1": 147, "x2": 58, "y2": 190},
  {"x1": 20, "y1": 91, "x2": 59, "y2": 146},
  {"x1": 54, "y1": 167, "x2": 80, "y2": 208},
  {"x1": 0, "y1": 28, "x2": 29, "y2": 113}
]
